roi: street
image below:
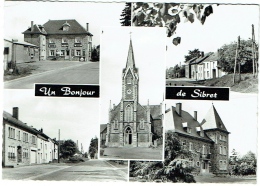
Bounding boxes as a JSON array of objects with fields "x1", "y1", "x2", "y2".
[
  {"x1": 4, "y1": 62, "x2": 99, "y2": 89},
  {"x1": 2, "y1": 159, "x2": 128, "y2": 182}
]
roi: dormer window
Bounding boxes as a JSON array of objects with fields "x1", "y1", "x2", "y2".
[
  {"x1": 62, "y1": 21, "x2": 70, "y2": 31},
  {"x1": 187, "y1": 128, "x2": 192, "y2": 134}
]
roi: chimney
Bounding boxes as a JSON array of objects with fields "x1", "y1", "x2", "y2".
[
  {"x1": 86, "y1": 23, "x2": 89, "y2": 32},
  {"x1": 31, "y1": 21, "x2": 34, "y2": 32},
  {"x1": 13, "y1": 107, "x2": 19, "y2": 120},
  {"x1": 201, "y1": 51, "x2": 204, "y2": 57},
  {"x1": 176, "y1": 103, "x2": 182, "y2": 116},
  {"x1": 194, "y1": 111, "x2": 197, "y2": 121}
]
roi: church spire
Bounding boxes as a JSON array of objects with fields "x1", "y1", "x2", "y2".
[{"x1": 126, "y1": 37, "x2": 136, "y2": 69}]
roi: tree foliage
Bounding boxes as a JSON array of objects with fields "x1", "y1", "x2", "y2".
[
  {"x1": 120, "y1": 3, "x2": 132, "y2": 26},
  {"x1": 88, "y1": 137, "x2": 98, "y2": 159},
  {"x1": 229, "y1": 150, "x2": 257, "y2": 176},
  {"x1": 132, "y1": 3, "x2": 214, "y2": 45},
  {"x1": 60, "y1": 139, "x2": 77, "y2": 159},
  {"x1": 91, "y1": 45, "x2": 99, "y2": 61},
  {"x1": 130, "y1": 131, "x2": 195, "y2": 183},
  {"x1": 218, "y1": 39, "x2": 258, "y2": 73},
  {"x1": 184, "y1": 49, "x2": 201, "y2": 62}
]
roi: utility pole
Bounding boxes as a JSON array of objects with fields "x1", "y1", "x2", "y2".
[
  {"x1": 233, "y1": 36, "x2": 240, "y2": 84},
  {"x1": 252, "y1": 24, "x2": 255, "y2": 77},
  {"x1": 58, "y1": 129, "x2": 60, "y2": 163}
]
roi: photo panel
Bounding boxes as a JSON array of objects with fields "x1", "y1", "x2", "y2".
[
  {"x1": 2, "y1": 89, "x2": 128, "y2": 182},
  {"x1": 99, "y1": 27, "x2": 166, "y2": 160}
]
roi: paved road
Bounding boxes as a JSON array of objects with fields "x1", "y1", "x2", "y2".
[
  {"x1": 2, "y1": 159, "x2": 128, "y2": 182},
  {"x1": 4, "y1": 62, "x2": 99, "y2": 89},
  {"x1": 101, "y1": 146, "x2": 163, "y2": 160}
]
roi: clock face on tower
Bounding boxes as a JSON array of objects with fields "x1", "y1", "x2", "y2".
[{"x1": 127, "y1": 89, "x2": 132, "y2": 94}]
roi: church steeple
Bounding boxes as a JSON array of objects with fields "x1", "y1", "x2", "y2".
[{"x1": 125, "y1": 38, "x2": 136, "y2": 69}]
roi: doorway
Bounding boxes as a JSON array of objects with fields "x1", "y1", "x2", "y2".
[
  {"x1": 124, "y1": 127, "x2": 132, "y2": 145},
  {"x1": 17, "y1": 146, "x2": 22, "y2": 163}
]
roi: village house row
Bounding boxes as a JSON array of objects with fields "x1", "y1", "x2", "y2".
[
  {"x1": 167, "y1": 51, "x2": 227, "y2": 80},
  {"x1": 2, "y1": 107, "x2": 58, "y2": 167},
  {"x1": 3, "y1": 19, "x2": 93, "y2": 70}
]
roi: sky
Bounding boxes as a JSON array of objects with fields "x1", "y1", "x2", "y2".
[
  {"x1": 166, "y1": 4, "x2": 259, "y2": 67},
  {"x1": 3, "y1": 1, "x2": 125, "y2": 46},
  {"x1": 3, "y1": 89, "x2": 99, "y2": 153},
  {"x1": 165, "y1": 92, "x2": 258, "y2": 156},
  {"x1": 99, "y1": 27, "x2": 166, "y2": 124}
]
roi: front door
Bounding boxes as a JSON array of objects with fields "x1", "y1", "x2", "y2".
[
  {"x1": 201, "y1": 161, "x2": 209, "y2": 173},
  {"x1": 65, "y1": 50, "x2": 70, "y2": 60},
  {"x1": 124, "y1": 127, "x2": 132, "y2": 146},
  {"x1": 17, "y1": 146, "x2": 22, "y2": 163},
  {"x1": 212, "y1": 69, "x2": 216, "y2": 78}
]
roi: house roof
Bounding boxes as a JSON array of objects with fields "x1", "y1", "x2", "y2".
[
  {"x1": 201, "y1": 104, "x2": 229, "y2": 133},
  {"x1": 3, "y1": 111, "x2": 39, "y2": 135},
  {"x1": 204, "y1": 52, "x2": 218, "y2": 62},
  {"x1": 13, "y1": 41, "x2": 39, "y2": 48},
  {"x1": 165, "y1": 105, "x2": 213, "y2": 142},
  {"x1": 43, "y1": 19, "x2": 93, "y2": 36},
  {"x1": 149, "y1": 105, "x2": 161, "y2": 119},
  {"x1": 190, "y1": 55, "x2": 210, "y2": 65},
  {"x1": 22, "y1": 24, "x2": 47, "y2": 35},
  {"x1": 185, "y1": 57, "x2": 197, "y2": 64},
  {"x1": 100, "y1": 124, "x2": 107, "y2": 133}
]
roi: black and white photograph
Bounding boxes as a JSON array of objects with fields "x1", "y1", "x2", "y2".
[
  {"x1": 99, "y1": 27, "x2": 165, "y2": 160},
  {"x1": 2, "y1": 90, "x2": 128, "y2": 182},
  {"x1": 3, "y1": 1, "x2": 129, "y2": 89},
  {"x1": 132, "y1": 3, "x2": 258, "y2": 93},
  {"x1": 130, "y1": 92, "x2": 257, "y2": 183}
]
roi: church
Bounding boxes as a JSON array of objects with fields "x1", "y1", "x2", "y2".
[{"x1": 103, "y1": 39, "x2": 163, "y2": 148}]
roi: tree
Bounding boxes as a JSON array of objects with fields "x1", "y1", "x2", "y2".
[
  {"x1": 130, "y1": 131, "x2": 195, "y2": 183},
  {"x1": 88, "y1": 137, "x2": 98, "y2": 159},
  {"x1": 91, "y1": 46, "x2": 99, "y2": 61},
  {"x1": 120, "y1": 3, "x2": 131, "y2": 26},
  {"x1": 184, "y1": 49, "x2": 201, "y2": 62},
  {"x1": 218, "y1": 39, "x2": 259, "y2": 73},
  {"x1": 60, "y1": 139, "x2": 77, "y2": 159},
  {"x1": 132, "y1": 3, "x2": 214, "y2": 45}
]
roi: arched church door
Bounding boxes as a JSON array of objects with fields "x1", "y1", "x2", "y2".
[{"x1": 125, "y1": 127, "x2": 132, "y2": 145}]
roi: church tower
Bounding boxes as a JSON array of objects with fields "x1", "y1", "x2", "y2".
[{"x1": 106, "y1": 38, "x2": 154, "y2": 148}]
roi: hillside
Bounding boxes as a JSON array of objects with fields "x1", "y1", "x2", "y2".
[{"x1": 195, "y1": 74, "x2": 258, "y2": 93}]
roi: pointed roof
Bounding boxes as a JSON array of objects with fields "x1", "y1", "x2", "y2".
[
  {"x1": 201, "y1": 104, "x2": 229, "y2": 133},
  {"x1": 125, "y1": 39, "x2": 136, "y2": 69}
]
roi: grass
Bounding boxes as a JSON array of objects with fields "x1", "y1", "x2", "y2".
[{"x1": 4, "y1": 63, "x2": 38, "y2": 81}]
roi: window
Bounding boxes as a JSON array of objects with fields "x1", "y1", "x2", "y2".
[
  {"x1": 219, "y1": 134, "x2": 222, "y2": 140},
  {"x1": 75, "y1": 50, "x2": 81, "y2": 56},
  {"x1": 8, "y1": 146, "x2": 15, "y2": 159},
  {"x1": 23, "y1": 133, "x2": 29, "y2": 142},
  {"x1": 75, "y1": 37, "x2": 81, "y2": 43},
  {"x1": 189, "y1": 142, "x2": 193, "y2": 151},
  {"x1": 182, "y1": 140, "x2": 187, "y2": 149},
  {"x1": 60, "y1": 50, "x2": 65, "y2": 56},
  {"x1": 32, "y1": 135, "x2": 36, "y2": 144},
  {"x1": 187, "y1": 128, "x2": 192, "y2": 134},
  {"x1": 49, "y1": 50, "x2": 55, "y2": 56},
  {"x1": 114, "y1": 120, "x2": 118, "y2": 129},
  {"x1": 140, "y1": 119, "x2": 145, "y2": 129},
  {"x1": 196, "y1": 161, "x2": 200, "y2": 167},
  {"x1": 207, "y1": 71, "x2": 209, "y2": 77},
  {"x1": 8, "y1": 127, "x2": 15, "y2": 139},
  {"x1": 23, "y1": 148, "x2": 29, "y2": 158},
  {"x1": 207, "y1": 63, "x2": 209, "y2": 68},
  {"x1": 18, "y1": 131, "x2": 20, "y2": 140},
  {"x1": 49, "y1": 39, "x2": 55, "y2": 43},
  {"x1": 62, "y1": 38, "x2": 68, "y2": 43},
  {"x1": 219, "y1": 146, "x2": 222, "y2": 154},
  {"x1": 223, "y1": 146, "x2": 227, "y2": 155},
  {"x1": 126, "y1": 72, "x2": 132, "y2": 84},
  {"x1": 124, "y1": 104, "x2": 133, "y2": 122}
]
